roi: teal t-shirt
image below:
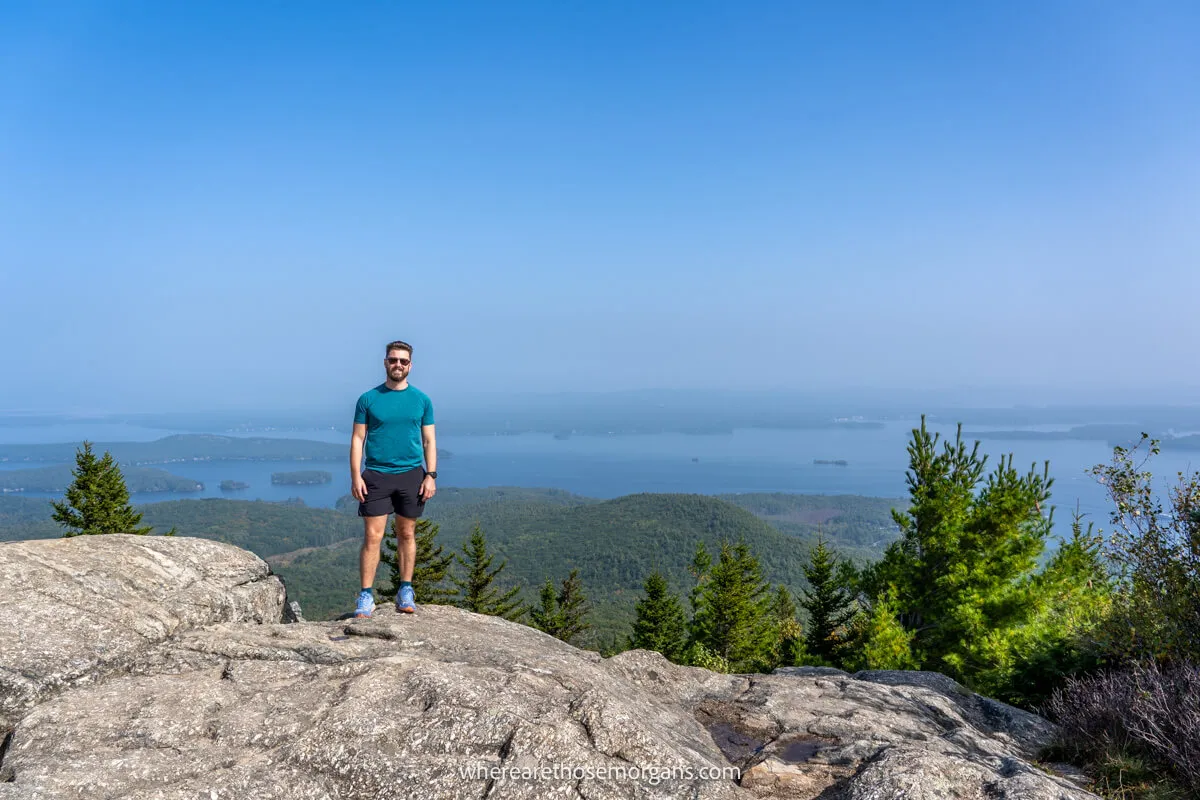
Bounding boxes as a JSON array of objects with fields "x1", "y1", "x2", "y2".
[{"x1": 353, "y1": 384, "x2": 435, "y2": 473}]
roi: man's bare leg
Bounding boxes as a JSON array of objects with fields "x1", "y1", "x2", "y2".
[
  {"x1": 359, "y1": 514, "x2": 389, "y2": 590},
  {"x1": 394, "y1": 516, "x2": 418, "y2": 612},
  {"x1": 394, "y1": 516, "x2": 417, "y2": 582}
]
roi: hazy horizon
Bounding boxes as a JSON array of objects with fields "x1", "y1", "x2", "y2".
[
  {"x1": 3, "y1": 2, "x2": 1198, "y2": 413},
  {"x1": 6, "y1": 385, "x2": 1200, "y2": 424},
  {"x1": 6, "y1": 377, "x2": 1200, "y2": 419}
]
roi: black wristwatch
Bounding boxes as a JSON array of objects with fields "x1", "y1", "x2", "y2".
[{"x1": 425, "y1": 471, "x2": 437, "y2": 480}]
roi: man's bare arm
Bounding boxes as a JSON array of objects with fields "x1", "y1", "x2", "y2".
[
  {"x1": 420, "y1": 424, "x2": 437, "y2": 501},
  {"x1": 350, "y1": 423, "x2": 368, "y2": 501},
  {"x1": 422, "y1": 424, "x2": 437, "y2": 475}
]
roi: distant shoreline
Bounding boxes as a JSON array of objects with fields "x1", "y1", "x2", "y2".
[
  {"x1": 0, "y1": 434, "x2": 453, "y2": 465},
  {"x1": 0, "y1": 464, "x2": 204, "y2": 494},
  {"x1": 271, "y1": 471, "x2": 333, "y2": 486}
]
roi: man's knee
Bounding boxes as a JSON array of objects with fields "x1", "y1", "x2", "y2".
[
  {"x1": 362, "y1": 517, "x2": 388, "y2": 546},
  {"x1": 394, "y1": 517, "x2": 418, "y2": 541}
]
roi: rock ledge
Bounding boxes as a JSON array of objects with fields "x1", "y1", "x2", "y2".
[{"x1": 0, "y1": 536, "x2": 1094, "y2": 799}]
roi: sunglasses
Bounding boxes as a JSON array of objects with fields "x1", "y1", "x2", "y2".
[{"x1": 386, "y1": 357, "x2": 411, "y2": 366}]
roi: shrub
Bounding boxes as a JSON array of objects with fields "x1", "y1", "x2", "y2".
[
  {"x1": 840, "y1": 589, "x2": 918, "y2": 672},
  {"x1": 1092, "y1": 436, "x2": 1200, "y2": 662},
  {"x1": 682, "y1": 641, "x2": 731, "y2": 673},
  {"x1": 1046, "y1": 661, "x2": 1200, "y2": 794}
]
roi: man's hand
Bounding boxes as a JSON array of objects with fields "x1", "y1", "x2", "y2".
[
  {"x1": 420, "y1": 475, "x2": 436, "y2": 502},
  {"x1": 351, "y1": 474, "x2": 367, "y2": 502}
]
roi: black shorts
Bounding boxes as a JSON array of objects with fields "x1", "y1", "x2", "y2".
[{"x1": 358, "y1": 468, "x2": 426, "y2": 519}]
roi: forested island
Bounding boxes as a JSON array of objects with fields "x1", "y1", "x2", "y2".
[
  {"x1": 0, "y1": 435, "x2": 348, "y2": 465},
  {"x1": 0, "y1": 435, "x2": 454, "y2": 467},
  {"x1": 964, "y1": 423, "x2": 1200, "y2": 450},
  {"x1": 219, "y1": 480, "x2": 249, "y2": 491},
  {"x1": 813, "y1": 459, "x2": 849, "y2": 466},
  {"x1": 271, "y1": 471, "x2": 333, "y2": 486},
  {"x1": 0, "y1": 465, "x2": 203, "y2": 494}
]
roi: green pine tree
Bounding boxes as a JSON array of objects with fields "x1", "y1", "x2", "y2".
[
  {"x1": 554, "y1": 569, "x2": 591, "y2": 645},
  {"x1": 51, "y1": 441, "x2": 152, "y2": 537},
  {"x1": 631, "y1": 571, "x2": 687, "y2": 661},
  {"x1": 530, "y1": 570, "x2": 591, "y2": 646},
  {"x1": 845, "y1": 588, "x2": 918, "y2": 671},
  {"x1": 801, "y1": 535, "x2": 857, "y2": 661},
  {"x1": 380, "y1": 518, "x2": 456, "y2": 603},
  {"x1": 689, "y1": 540, "x2": 775, "y2": 672},
  {"x1": 688, "y1": 541, "x2": 712, "y2": 615},
  {"x1": 771, "y1": 584, "x2": 810, "y2": 668},
  {"x1": 864, "y1": 416, "x2": 1058, "y2": 684},
  {"x1": 773, "y1": 582, "x2": 797, "y2": 622},
  {"x1": 450, "y1": 524, "x2": 525, "y2": 621},
  {"x1": 976, "y1": 510, "x2": 1113, "y2": 705},
  {"x1": 530, "y1": 579, "x2": 563, "y2": 635}
]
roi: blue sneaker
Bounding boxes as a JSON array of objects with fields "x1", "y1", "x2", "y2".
[
  {"x1": 396, "y1": 585, "x2": 416, "y2": 614},
  {"x1": 354, "y1": 590, "x2": 375, "y2": 618}
]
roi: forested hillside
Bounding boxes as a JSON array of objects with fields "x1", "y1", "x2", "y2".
[
  {"x1": 718, "y1": 492, "x2": 902, "y2": 560},
  {"x1": 0, "y1": 497, "x2": 58, "y2": 540},
  {"x1": 277, "y1": 491, "x2": 894, "y2": 645},
  {"x1": 0, "y1": 488, "x2": 900, "y2": 648}
]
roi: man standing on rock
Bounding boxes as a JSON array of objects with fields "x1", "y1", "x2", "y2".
[{"x1": 350, "y1": 340, "x2": 437, "y2": 617}]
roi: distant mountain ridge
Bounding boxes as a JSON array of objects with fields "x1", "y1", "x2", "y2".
[{"x1": 963, "y1": 424, "x2": 1200, "y2": 450}]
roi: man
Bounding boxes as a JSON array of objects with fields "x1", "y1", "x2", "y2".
[{"x1": 350, "y1": 340, "x2": 437, "y2": 617}]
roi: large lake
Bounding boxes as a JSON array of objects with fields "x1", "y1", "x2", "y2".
[{"x1": 2, "y1": 421, "x2": 1195, "y2": 527}]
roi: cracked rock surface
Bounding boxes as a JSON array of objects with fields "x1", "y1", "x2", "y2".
[
  {"x1": 0, "y1": 534, "x2": 284, "y2": 734},
  {"x1": 0, "y1": 536, "x2": 1095, "y2": 799}
]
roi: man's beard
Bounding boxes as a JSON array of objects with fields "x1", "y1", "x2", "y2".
[{"x1": 389, "y1": 368, "x2": 407, "y2": 380}]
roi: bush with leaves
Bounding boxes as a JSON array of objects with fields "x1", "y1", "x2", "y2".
[
  {"x1": 680, "y1": 641, "x2": 731, "y2": 673},
  {"x1": 1092, "y1": 434, "x2": 1200, "y2": 663},
  {"x1": 1040, "y1": 439, "x2": 1200, "y2": 795}
]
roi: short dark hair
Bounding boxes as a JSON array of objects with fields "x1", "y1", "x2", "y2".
[{"x1": 385, "y1": 340, "x2": 412, "y2": 357}]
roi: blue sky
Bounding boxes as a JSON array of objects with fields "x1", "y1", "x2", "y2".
[{"x1": 2, "y1": 1, "x2": 1198, "y2": 412}]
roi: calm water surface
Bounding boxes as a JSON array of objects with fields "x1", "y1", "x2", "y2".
[{"x1": 2, "y1": 422, "x2": 1195, "y2": 526}]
